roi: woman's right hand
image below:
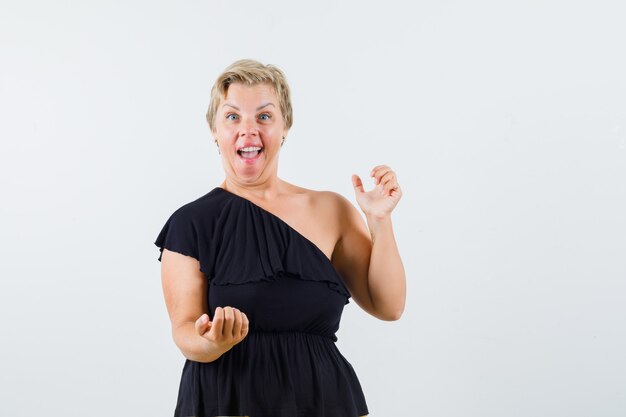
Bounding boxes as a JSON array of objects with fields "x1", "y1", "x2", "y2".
[{"x1": 194, "y1": 306, "x2": 249, "y2": 356}]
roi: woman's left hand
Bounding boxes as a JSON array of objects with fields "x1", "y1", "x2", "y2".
[{"x1": 352, "y1": 165, "x2": 402, "y2": 219}]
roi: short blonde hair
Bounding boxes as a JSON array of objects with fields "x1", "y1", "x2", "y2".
[{"x1": 206, "y1": 59, "x2": 293, "y2": 133}]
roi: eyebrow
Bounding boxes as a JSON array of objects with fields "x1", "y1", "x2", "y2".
[{"x1": 222, "y1": 103, "x2": 275, "y2": 111}]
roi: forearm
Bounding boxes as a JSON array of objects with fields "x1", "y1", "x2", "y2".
[
  {"x1": 172, "y1": 321, "x2": 224, "y2": 363},
  {"x1": 366, "y1": 215, "x2": 406, "y2": 320}
]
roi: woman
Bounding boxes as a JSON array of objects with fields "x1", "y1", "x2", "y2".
[{"x1": 155, "y1": 59, "x2": 406, "y2": 417}]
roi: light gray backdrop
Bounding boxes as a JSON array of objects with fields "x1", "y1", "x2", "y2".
[{"x1": 1, "y1": 0, "x2": 624, "y2": 416}]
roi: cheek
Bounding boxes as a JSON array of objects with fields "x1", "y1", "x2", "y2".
[
  {"x1": 260, "y1": 124, "x2": 280, "y2": 136},
  {"x1": 217, "y1": 124, "x2": 236, "y2": 135},
  {"x1": 259, "y1": 127, "x2": 274, "y2": 136}
]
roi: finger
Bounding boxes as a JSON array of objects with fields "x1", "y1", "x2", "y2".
[
  {"x1": 195, "y1": 313, "x2": 209, "y2": 335},
  {"x1": 384, "y1": 182, "x2": 400, "y2": 196},
  {"x1": 352, "y1": 174, "x2": 365, "y2": 194},
  {"x1": 241, "y1": 312, "x2": 250, "y2": 338},
  {"x1": 379, "y1": 171, "x2": 396, "y2": 189},
  {"x1": 370, "y1": 166, "x2": 380, "y2": 181},
  {"x1": 232, "y1": 308, "x2": 243, "y2": 340},
  {"x1": 374, "y1": 168, "x2": 392, "y2": 185},
  {"x1": 370, "y1": 165, "x2": 387, "y2": 178},
  {"x1": 383, "y1": 181, "x2": 400, "y2": 196},
  {"x1": 222, "y1": 306, "x2": 235, "y2": 337},
  {"x1": 210, "y1": 307, "x2": 224, "y2": 338}
]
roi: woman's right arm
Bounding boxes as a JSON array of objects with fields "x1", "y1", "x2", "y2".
[{"x1": 160, "y1": 249, "x2": 223, "y2": 363}]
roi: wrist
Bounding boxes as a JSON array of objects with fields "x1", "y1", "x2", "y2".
[
  {"x1": 365, "y1": 212, "x2": 391, "y2": 222},
  {"x1": 199, "y1": 338, "x2": 228, "y2": 362},
  {"x1": 365, "y1": 214, "x2": 392, "y2": 239},
  {"x1": 174, "y1": 322, "x2": 226, "y2": 363}
]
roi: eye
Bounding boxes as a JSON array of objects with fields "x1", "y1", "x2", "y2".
[
  {"x1": 226, "y1": 113, "x2": 238, "y2": 121},
  {"x1": 259, "y1": 113, "x2": 271, "y2": 121}
]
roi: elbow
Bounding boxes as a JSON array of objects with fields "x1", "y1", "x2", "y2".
[
  {"x1": 366, "y1": 292, "x2": 405, "y2": 321},
  {"x1": 388, "y1": 310, "x2": 404, "y2": 321},
  {"x1": 369, "y1": 298, "x2": 405, "y2": 321},
  {"x1": 377, "y1": 308, "x2": 404, "y2": 321}
]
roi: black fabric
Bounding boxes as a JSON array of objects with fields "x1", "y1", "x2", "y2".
[{"x1": 155, "y1": 187, "x2": 369, "y2": 417}]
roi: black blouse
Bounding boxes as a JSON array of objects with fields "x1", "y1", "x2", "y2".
[{"x1": 155, "y1": 187, "x2": 369, "y2": 417}]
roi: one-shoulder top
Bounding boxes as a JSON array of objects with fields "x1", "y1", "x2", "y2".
[{"x1": 154, "y1": 186, "x2": 369, "y2": 417}]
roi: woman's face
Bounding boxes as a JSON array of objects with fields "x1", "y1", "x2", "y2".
[{"x1": 213, "y1": 82, "x2": 287, "y2": 186}]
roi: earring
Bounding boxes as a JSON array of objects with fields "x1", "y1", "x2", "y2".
[
  {"x1": 214, "y1": 138, "x2": 220, "y2": 154},
  {"x1": 281, "y1": 136, "x2": 285, "y2": 147}
]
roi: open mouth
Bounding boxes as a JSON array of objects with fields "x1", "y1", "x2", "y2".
[{"x1": 237, "y1": 147, "x2": 263, "y2": 160}]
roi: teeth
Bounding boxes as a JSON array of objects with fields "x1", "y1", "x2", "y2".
[{"x1": 239, "y1": 146, "x2": 262, "y2": 152}]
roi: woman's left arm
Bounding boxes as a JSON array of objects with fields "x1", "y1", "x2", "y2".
[
  {"x1": 332, "y1": 165, "x2": 406, "y2": 321},
  {"x1": 364, "y1": 211, "x2": 406, "y2": 320}
]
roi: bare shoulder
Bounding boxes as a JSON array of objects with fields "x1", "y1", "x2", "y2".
[
  {"x1": 293, "y1": 186, "x2": 353, "y2": 227},
  {"x1": 310, "y1": 188, "x2": 345, "y2": 211},
  {"x1": 309, "y1": 188, "x2": 362, "y2": 232},
  {"x1": 294, "y1": 185, "x2": 368, "y2": 251},
  {"x1": 282, "y1": 182, "x2": 345, "y2": 213}
]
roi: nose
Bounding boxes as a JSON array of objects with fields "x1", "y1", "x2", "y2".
[{"x1": 239, "y1": 117, "x2": 259, "y2": 137}]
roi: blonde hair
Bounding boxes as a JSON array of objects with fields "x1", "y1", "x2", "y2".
[{"x1": 206, "y1": 59, "x2": 293, "y2": 133}]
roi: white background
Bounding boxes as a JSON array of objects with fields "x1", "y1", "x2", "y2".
[{"x1": 1, "y1": 0, "x2": 625, "y2": 416}]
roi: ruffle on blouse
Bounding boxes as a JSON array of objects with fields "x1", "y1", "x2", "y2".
[
  {"x1": 154, "y1": 187, "x2": 352, "y2": 302},
  {"x1": 207, "y1": 188, "x2": 351, "y2": 302}
]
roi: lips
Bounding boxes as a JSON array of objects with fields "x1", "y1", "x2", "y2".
[
  {"x1": 237, "y1": 147, "x2": 263, "y2": 163},
  {"x1": 237, "y1": 143, "x2": 263, "y2": 151},
  {"x1": 237, "y1": 147, "x2": 263, "y2": 155}
]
